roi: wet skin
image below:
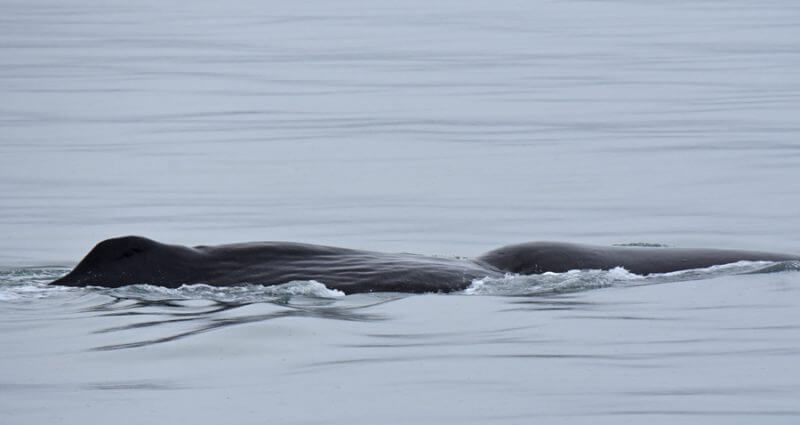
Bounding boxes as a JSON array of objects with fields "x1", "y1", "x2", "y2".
[{"x1": 51, "y1": 236, "x2": 800, "y2": 294}]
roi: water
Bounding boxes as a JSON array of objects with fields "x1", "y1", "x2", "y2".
[{"x1": 2, "y1": 0, "x2": 800, "y2": 423}]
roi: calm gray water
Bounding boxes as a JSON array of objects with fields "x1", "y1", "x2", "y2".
[{"x1": 2, "y1": 0, "x2": 800, "y2": 423}]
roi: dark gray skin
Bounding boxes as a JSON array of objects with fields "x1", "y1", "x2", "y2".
[
  {"x1": 477, "y1": 241, "x2": 800, "y2": 275},
  {"x1": 51, "y1": 236, "x2": 799, "y2": 294}
]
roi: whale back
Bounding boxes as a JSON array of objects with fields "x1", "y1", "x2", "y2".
[
  {"x1": 477, "y1": 241, "x2": 800, "y2": 275},
  {"x1": 51, "y1": 236, "x2": 502, "y2": 292},
  {"x1": 51, "y1": 237, "x2": 799, "y2": 292}
]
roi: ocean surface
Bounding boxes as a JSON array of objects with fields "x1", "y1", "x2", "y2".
[{"x1": 2, "y1": 0, "x2": 800, "y2": 423}]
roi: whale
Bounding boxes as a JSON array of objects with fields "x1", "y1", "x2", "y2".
[{"x1": 50, "y1": 236, "x2": 800, "y2": 294}]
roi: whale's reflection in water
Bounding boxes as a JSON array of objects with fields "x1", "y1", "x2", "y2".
[{"x1": 85, "y1": 292, "x2": 400, "y2": 351}]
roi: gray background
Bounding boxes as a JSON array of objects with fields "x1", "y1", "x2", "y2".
[
  {"x1": 2, "y1": 0, "x2": 798, "y2": 264},
  {"x1": 2, "y1": 1, "x2": 800, "y2": 424}
]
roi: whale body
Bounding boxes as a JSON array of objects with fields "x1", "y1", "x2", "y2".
[{"x1": 50, "y1": 236, "x2": 800, "y2": 294}]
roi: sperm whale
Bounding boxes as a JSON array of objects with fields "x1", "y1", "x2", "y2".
[{"x1": 50, "y1": 236, "x2": 800, "y2": 293}]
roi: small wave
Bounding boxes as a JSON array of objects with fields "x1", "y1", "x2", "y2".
[
  {"x1": 1, "y1": 267, "x2": 345, "y2": 303},
  {"x1": 0, "y1": 267, "x2": 73, "y2": 301},
  {"x1": 100, "y1": 280, "x2": 345, "y2": 303},
  {"x1": 0, "y1": 266, "x2": 70, "y2": 284},
  {"x1": 613, "y1": 242, "x2": 670, "y2": 248},
  {"x1": 465, "y1": 267, "x2": 641, "y2": 296},
  {"x1": 464, "y1": 260, "x2": 789, "y2": 296},
  {"x1": 3, "y1": 261, "x2": 798, "y2": 301},
  {"x1": 746, "y1": 260, "x2": 800, "y2": 274}
]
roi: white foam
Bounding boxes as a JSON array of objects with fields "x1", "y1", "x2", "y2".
[
  {"x1": 464, "y1": 261, "x2": 784, "y2": 296},
  {"x1": 465, "y1": 267, "x2": 643, "y2": 296},
  {"x1": 0, "y1": 291, "x2": 20, "y2": 301},
  {"x1": 3, "y1": 261, "x2": 793, "y2": 302},
  {"x1": 261, "y1": 280, "x2": 345, "y2": 298},
  {"x1": 0, "y1": 266, "x2": 75, "y2": 302},
  {"x1": 659, "y1": 260, "x2": 773, "y2": 277},
  {"x1": 100, "y1": 280, "x2": 346, "y2": 302}
]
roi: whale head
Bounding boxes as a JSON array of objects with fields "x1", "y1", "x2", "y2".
[{"x1": 51, "y1": 235, "x2": 201, "y2": 288}]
